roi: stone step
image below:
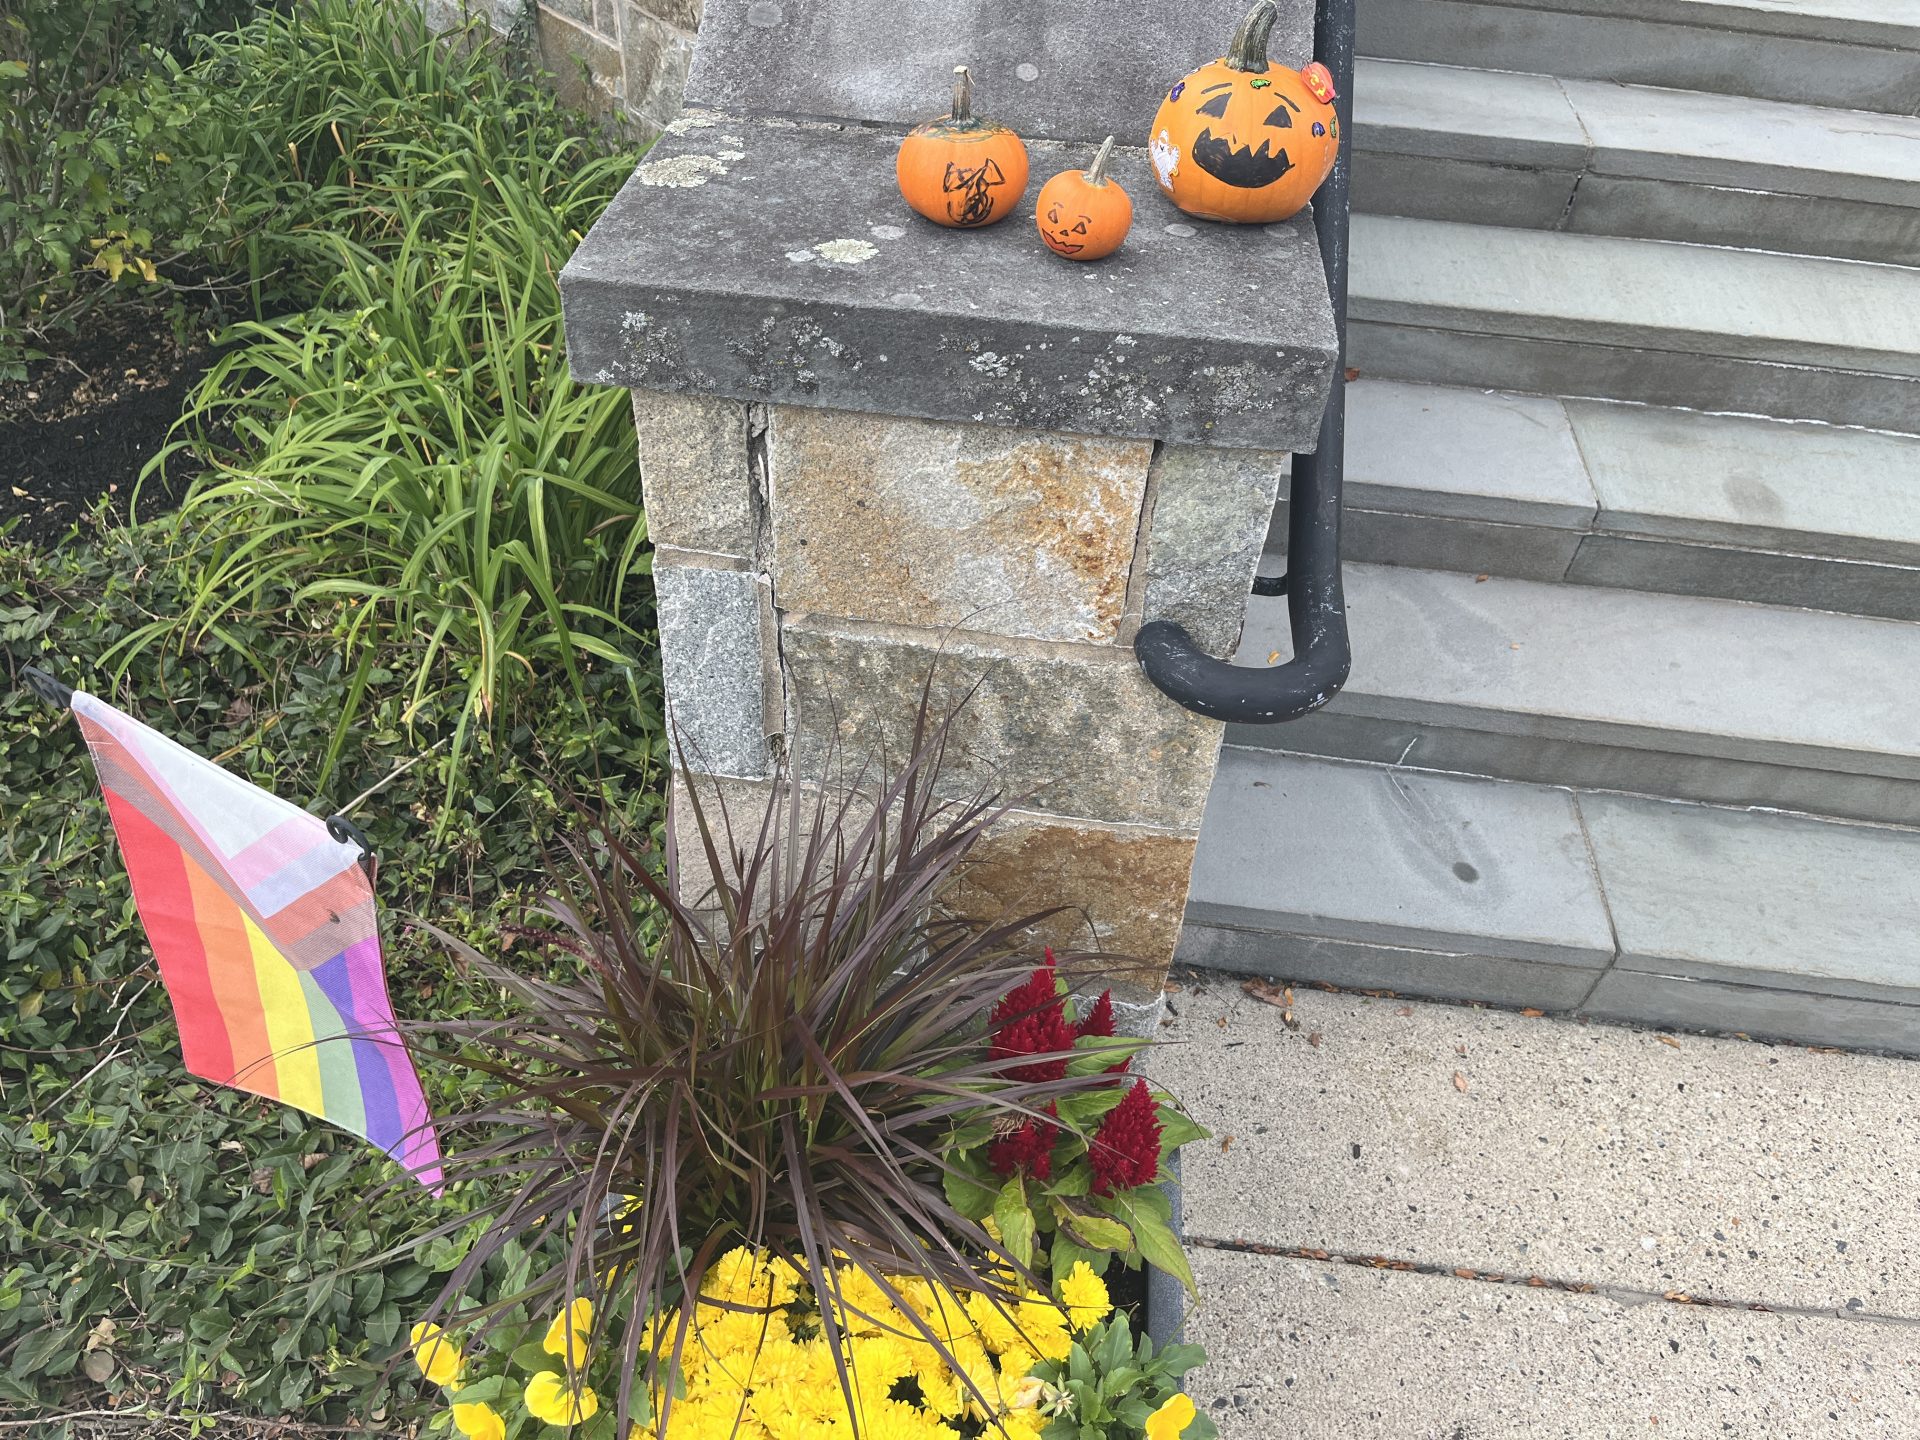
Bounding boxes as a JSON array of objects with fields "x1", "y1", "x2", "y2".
[
  {"x1": 1266, "y1": 379, "x2": 1920, "y2": 620},
  {"x1": 1357, "y1": 0, "x2": 1920, "y2": 115},
  {"x1": 1353, "y1": 59, "x2": 1920, "y2": 264},
  {"x1": 1348, "y1": 214, "x2": 1920, "y2": 429},
  {"x1": 1228, "y1": 565, "x2": 1920, "y2": 825},
  {"x1": 1182, "y1": 747, "x2": 1920, "y2": 1047}
]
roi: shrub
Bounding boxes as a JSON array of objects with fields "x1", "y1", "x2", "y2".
[
  {"x1": 121, "y1": 0, "x2": 651, "y2": 797},
  {"x1": 401, "y1": 714, "x2": 1189, "y2": 1430},
  {"x1": 0, "y1": 0, "x2": 258, "y2": 371}
]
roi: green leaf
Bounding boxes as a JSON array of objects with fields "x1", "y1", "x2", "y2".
[
  {"x1": 509, "y1": 1341, "x2": 552, "y2": 1372},
  {"x1": 1154, "y1": 1105, "x2": 1209, "y2": 1153},
  {"x1": 1102, "y1": 1190, "x2": 1196, "y2": 1298},
  {"x1": 1050, "y1": 1229, "x2": 1105, "y2": 1281},
  {"x1": 994, "y1": 1174, "x2": 1036, "y2": 1269},
  {"x1": 1052, "y1": 1202, "x2": 1132, "y2": 1253},
  {"x1": 943, "y1": 1164, "x2": 998, "y2": 1222}
]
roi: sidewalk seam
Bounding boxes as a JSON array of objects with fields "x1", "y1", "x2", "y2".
[{"x1": 1185, "y1": 1233, "x2": 1920, "y2": 1332}]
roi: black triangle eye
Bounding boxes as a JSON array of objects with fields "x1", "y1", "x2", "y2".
[
  {"x1": 1196, "y1": 91, "x2": 1231, "y2": 119},
  {"x1": 1264, "y1": 103, "x2": 1294, "y2": 127}
]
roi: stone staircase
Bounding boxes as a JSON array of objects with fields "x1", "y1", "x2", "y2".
[{"x1": 1180, "y1": 1, "x2": 1920, "y2": 1051}]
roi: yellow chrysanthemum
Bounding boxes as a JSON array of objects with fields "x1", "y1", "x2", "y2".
[
  {"x1": 912, "y1": 1352, "x2": 965, "y2": 1419},
  {"x1": 524, "y1": 1369, "x2": 600, "y2": 1426},
  {"x1": 998, "y1": 1343, "x2": 1041, "y2": 1383},
  {"x1": 964, "y1": 1292, "x2": 1023, "y2": 1354},
  {"x1": 543, "y1": 1295, "x2": 594, "y2": 1365},
  {"x1": 1146, "y1": 1392, "x2": 1197, "y2": 1440},
  {"x1": 991, "y1": 1411, "x2": 1047, "y2": 1440},
  {"x1": 450, "y1": 1400, "x2": 506, "y2": 1440},
  {"x1": 1012, "y1": 1295, "x2": 1073, "y2": 1364},
  {"x1": 408, "y1": 1321, "x2": 463, "y2": 1386},
  {"x1": 1057, "y1": 1261, "x2": 1111, "y2": 1333}
]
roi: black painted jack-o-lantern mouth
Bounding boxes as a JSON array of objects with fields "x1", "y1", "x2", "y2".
[{"x1": 1191, "y1": 126, "x2": 1295, "y2": 188}]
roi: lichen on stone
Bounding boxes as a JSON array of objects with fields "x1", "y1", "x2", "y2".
[
  {"x1": 812, "y1": 239, "x2": 879, "y2": 265},
  {"x1": 638, "y1": 153, "x2": 732, "y2": 188}
]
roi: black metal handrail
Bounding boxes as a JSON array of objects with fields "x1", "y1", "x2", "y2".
[{"x1": 1135, "y1": 0, "x2": 1354, "y2": 725}]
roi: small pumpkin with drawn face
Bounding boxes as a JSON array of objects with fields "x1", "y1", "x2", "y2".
[
  {"x1": 1148, "y1": 0, "x2": 1340, "y2": 224},
  {"x1": 1036, "y1": 136, "x2": 1133, "y2": 261},
  {"x1": 896, "y1": 65, "x2": 1030, "y2": 228}
]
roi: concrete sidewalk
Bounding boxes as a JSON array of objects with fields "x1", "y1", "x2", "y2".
[{"x1": 1152, "y1": 976, "x2": 1920, "y2": 1437}]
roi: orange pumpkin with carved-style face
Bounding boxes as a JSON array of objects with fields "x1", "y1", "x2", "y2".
[
  {"x1": 1147, "y1": 1, "x2": 1340, "y2": 224},
  {"x1": 896, "y1": 66, "x2": 1029, "y2": 228},
  {"x1": 1036, "y1": 136, "x2": 1133, "y2": 261}
]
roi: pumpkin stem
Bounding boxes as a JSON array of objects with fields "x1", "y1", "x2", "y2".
[
  {"x1": 951, "y1": 65, "x2": 974, "y2": 124},
  {"x1": 1085, "y1": 135, "x2": 1116, "y2": 187},
  {"x1": 1225, "y1": 0, "x2": 1278, "y2": 73}
]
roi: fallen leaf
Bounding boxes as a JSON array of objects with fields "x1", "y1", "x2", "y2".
[
  {"x1": 1657, "y1": 1035, "x2": 1681, "y2": 1049},
  {"x1": 1307, "y1": 1031, "x2": 1323, "y2": 1048},
  {"x1": 301, "y1": 1152, "x2": 327, "y2": 1171},
  {"x1": 1343, "y1": 366, "x2": 1361, "y2": 383},
  {"x1": 1452, "y1": 1071, "x2": 1470, "y2": 1093},
  {"x1": 1453, "y1": 1267, "x2": 1477, "y2": 1280},
  {"x1": 1394, "y1": 1006, "x2": 1413, "y2": 1017},
  {"x1": 1220, "y1": 1135, "x2": 1235, "y2": 1153},
  {"x1": 250, "y1": 1167, "x2": 274, "y2": 1195},
  {"x1": 1474, "y1": 573, "x2": 1489, "y2": 583},
  {"x1": 1266, "y1": 651, "x2": 1281, "y2": 665},
  {"x1": 1241, "y1": 978, "x2": 1291, "y2": 1008},
  {"x1": 82, "y1": 1350, "x2": 115, "y2": 1385},
  {"x1": 1664, "y1": 1291, "x2": 1694, "y2": 1304},
  {"x1": 1521, "y1": 1008, "x2": 1545, "y2": 1018},
  {"x1": 1162, "y1": 982, "x2": 1183, "y2": 993}
]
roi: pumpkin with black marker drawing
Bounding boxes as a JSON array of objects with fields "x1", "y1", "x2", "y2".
[
  {"x1": 1147, "y1": 0, "x2": 1340, "y2": 224},
  {"x1": 1036, "y1": 136, "x2": 1133, "y2": 261},
  {"x1": 896, "y1": 66, "x2": 1029, "y2": 228}
]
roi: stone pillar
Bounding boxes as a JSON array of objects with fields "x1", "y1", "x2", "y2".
[
  {"x1": 636, "y1": 393, "x2": 1291, "y2": 1017},
  {"x1": 560, "y1": 0, "x2": 1335, "y2": 1019}
]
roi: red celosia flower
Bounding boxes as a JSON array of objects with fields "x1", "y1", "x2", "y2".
[
  {"x1": 1076, "y1": 988, "x2": 1132, "y2": 1076},
  {"x1": 991, "y1": 950, "x2": 1076, "y2": 1084},
  {"x1": 1077, "y1": 990, "x2": 1115, "y2": 1039},
  {"x1": 988, "y1": 1102, "x2": 1060, "y2": 1180},
  {"x1": 1088, "y1": 1079, "x2": 1162, "y2": 1196}
]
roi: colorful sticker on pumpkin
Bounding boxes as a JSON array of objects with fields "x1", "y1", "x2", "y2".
[
  {"x1": 1169, "y1": 81, "x2": 1186, "y2": 102},
  {"x1": 1301, "y1": 62, "x2": 1337, "y2": 103},
  {"x1": 1329, "y1": 116, "x2": 1339, "y2": 139},
  {"x1": 1149, "y1": 129, "x2": 1181, "y2": 189},
  {"x1": 1312, "y1": 121, "x2": 1326, "y2": 137},
  {"x1": 1250, "y1": 77, "x2": 1271, "y2": 88}
]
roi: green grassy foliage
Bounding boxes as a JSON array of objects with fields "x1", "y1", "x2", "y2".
[{"x1": 128, "y1": 0, "x2": 652, "y2": 786}]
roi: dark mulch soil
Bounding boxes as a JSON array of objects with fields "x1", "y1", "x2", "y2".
[{"x1": 0, "y1": 308, "x2": 220, "y2": 547}]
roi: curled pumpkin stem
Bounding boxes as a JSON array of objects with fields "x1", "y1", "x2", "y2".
[
  {"x1": 1226, "y1": 0, "x2": 1278, "y2": 73},
  {"x1": 1086, "y1": 135, "x2": 1116, "y2": 186}
]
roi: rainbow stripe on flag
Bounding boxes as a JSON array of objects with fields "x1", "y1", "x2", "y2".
[{"x1": 71, "y1": 691, "x2": 442, "y2": 1191}]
